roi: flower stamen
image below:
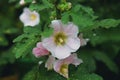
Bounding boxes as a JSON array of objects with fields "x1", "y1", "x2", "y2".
[
  {"x1": 60, "y1": 64, "x2": 68, "y2": 78},
  {"x1": 30, "y1": 14, "x2": 37, "y2": 20},
  {"x1": 54, "y1": 32, "x2": 67, "y2": 46}
]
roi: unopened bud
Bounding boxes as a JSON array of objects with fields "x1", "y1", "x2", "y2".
[
  {"x1": 67, "y1": 2, "x2": 72, "y2": 10},
  {"x1": 32, "y1": 0, "x2": 36, "y2": 3}
]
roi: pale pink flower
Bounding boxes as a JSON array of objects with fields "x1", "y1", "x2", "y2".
[
  {"x1": 45, "y1": 53, "x2": 83, "y2": 78},
  {"x1": 33, "y1": 42, "x2": 49, "y2": 57},
  {"x1": 53, "y1": 53, "x2": 83, "y2": 78},
  {"x1": 20, "y1": 8, "x2": 40, "y2": 26},
  {"x1": 42, "y1": 20, "x2": 80, "y2": 59}
]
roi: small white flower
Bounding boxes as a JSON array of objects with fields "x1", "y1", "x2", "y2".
[
  {"x1": 19, "y1": 0, "x2": 25, "y2": 5},
  {"x1": 19, "y1": 8, "x2": 40, "y2": 26}
]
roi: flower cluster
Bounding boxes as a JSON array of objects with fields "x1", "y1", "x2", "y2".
[
  {"x1": 32, "y1": 20, "x2": 88, "y2": 78},
  {"x1": 19, "y1": 6, "x2": 88, "y2": 78}
]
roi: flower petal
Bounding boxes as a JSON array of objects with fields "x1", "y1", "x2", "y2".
[
  {"x1": 70, "y1": 53, "x2": 83, "y2": 66},
  {"x1": 64, "y1": 23, "x2": 79, "y2": 37},
  {"x1": 63, "y1": 54, "x2": 75, "y2": 64},
  {"x1": 24, "y1": 8, "x2": 31, "y2": 13},
  {"x1": 36, "y1": 42, "x2": 43, "y2": 48},
  {"x1": 32, "y1": 47, "x2": 41, "y2": 57},
  {"x1": 32, "y1": 42, "x2": 49, "y2": 57},
  {"x1": 66, "y1": 37, "x2": 80, "y2": 52},
  {"x1": 20, "y1": 8, "x2": 30, "y2": 26},
  {"x1": 54, "y1": 60, "x2": 63, "y2": 72},
  {"x1": 54, "y1": 60, "x2": 69, "y2": 78},
  {"x1": 54, "y1": 45, "x2": 71, "y2": 59},
  {"x1": 53, "y1": 53, "x2": 82, "y2": 78},
  {"x1": 51, "y1": 20, "x2": 63, "y2": 32},
  {"x1": 45, "y1": 55, "x2": 56, "y2": 70},
  {"x1": 62, "y1": 53, "x2": 83, "y2": 66},
  {"x1": 32, "y1": 47, "x2": 49, "y2": 57},
  {"x1": 42, "y1": 37, "x2": 56, "y2": 56},
  {"x1": 79, "y1": 34, "x2": 89, "y2": 46}
]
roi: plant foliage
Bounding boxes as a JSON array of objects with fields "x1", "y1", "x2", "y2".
[{"x1": 0, "y1": 0, "x2": 120, "y2": 80}]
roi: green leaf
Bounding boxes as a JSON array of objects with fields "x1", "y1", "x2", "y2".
[
  {"x1": 73, "y1": 5, "x2": 81, "y2": 12},
  {"x1": 98, "y1": 19, "x2": 120, "y2": 28},
  {"x1": 61, "y1": 4, "x2": 99, "y2": 31},
  {"x1": 13, "y1": 27, "x2": 41, "y2": 59},
  {"x1": 71, "y1": 13, "x2": 94, "y2": 31},
  {"x1": 79, "y1": 51, "x2": 96, "y2": 73},
  {"x1": 23, "y1": 65, "x2": 66, "y2": 80},
  {"x1": 13, "y1": 34, "x2": 28, "y2": 43},
  {"x1": 14, "y1": 27, "x2": 41, "y2": 43},
  {"x1": 41, "y1": 28, "x2": 53, "y2": 37},
  {"x1": 93, "y1": 51, "x2": 119, "y2": 73},
  {"x1": 78, "y1": 5, "x2": 95, "y2": 18},
  {"x1": 61, "y1": 12, "x2": 69, "y2": 23},
  {"x1": 23, "y1": 27, "x2": 41, "y2": 34},
  {"x1": 70, "y1": 64, "x2": 102, "y2": 80},
  {"x1": 14, "y1": 37, "x2": 38, "y2": 59},
  {"x1": 29, "y1": 4, "x2": 46, "y2": 11},
  {"x1": 42, "y1": 0, "x2": 54, "y2": 8},
  {"x1": 83, "y1": 27, "x2": 120, "y2": 46},
  {"x1": 22, "y1": 67, "x2": 40, "y2": 80},
  {"x1": 74, "y1": 73, "x2": 103, "y2": 80},
  {"x1": 73, "y1": 4, "x2": 97, "y2": 19},
  {"x1": 13, "y1": 34, "x2": 41, "y2": 59},
  {"x1": 88, "y1": 19, "x2": 120, "y2": 31},
  {"x1": 29, "y1": 0, "x2": 54, "y2": 11}
]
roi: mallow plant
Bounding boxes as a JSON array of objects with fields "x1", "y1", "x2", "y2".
[{"x1": 9, "y1": 0, "x2": 120, "y2": 80}]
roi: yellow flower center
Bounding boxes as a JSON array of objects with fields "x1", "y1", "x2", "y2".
[
  {"x1": 30, "y1": 14, "x2": 37, "y2": 20},
  {"x1": 54, "y1": 32, "x2": 67, "y2": 46},
  {"x1": 60, "y1": 64, "x2": 68, "y2": 78}
]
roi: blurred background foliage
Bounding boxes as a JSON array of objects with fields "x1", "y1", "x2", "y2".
[{"x1": 0, "y1": 0, "x2": 120, "y2": 80}]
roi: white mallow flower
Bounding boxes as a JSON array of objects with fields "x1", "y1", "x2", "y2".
[
  {"x1": 19, "y1": 0, "x2": 25, "y2": 5},
  {"x1": 42, "y1": 20, "x2": 80, "y2": 59},
  {"x1": 20, "y1": 8, "x2": 40, "y2": 26}
]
